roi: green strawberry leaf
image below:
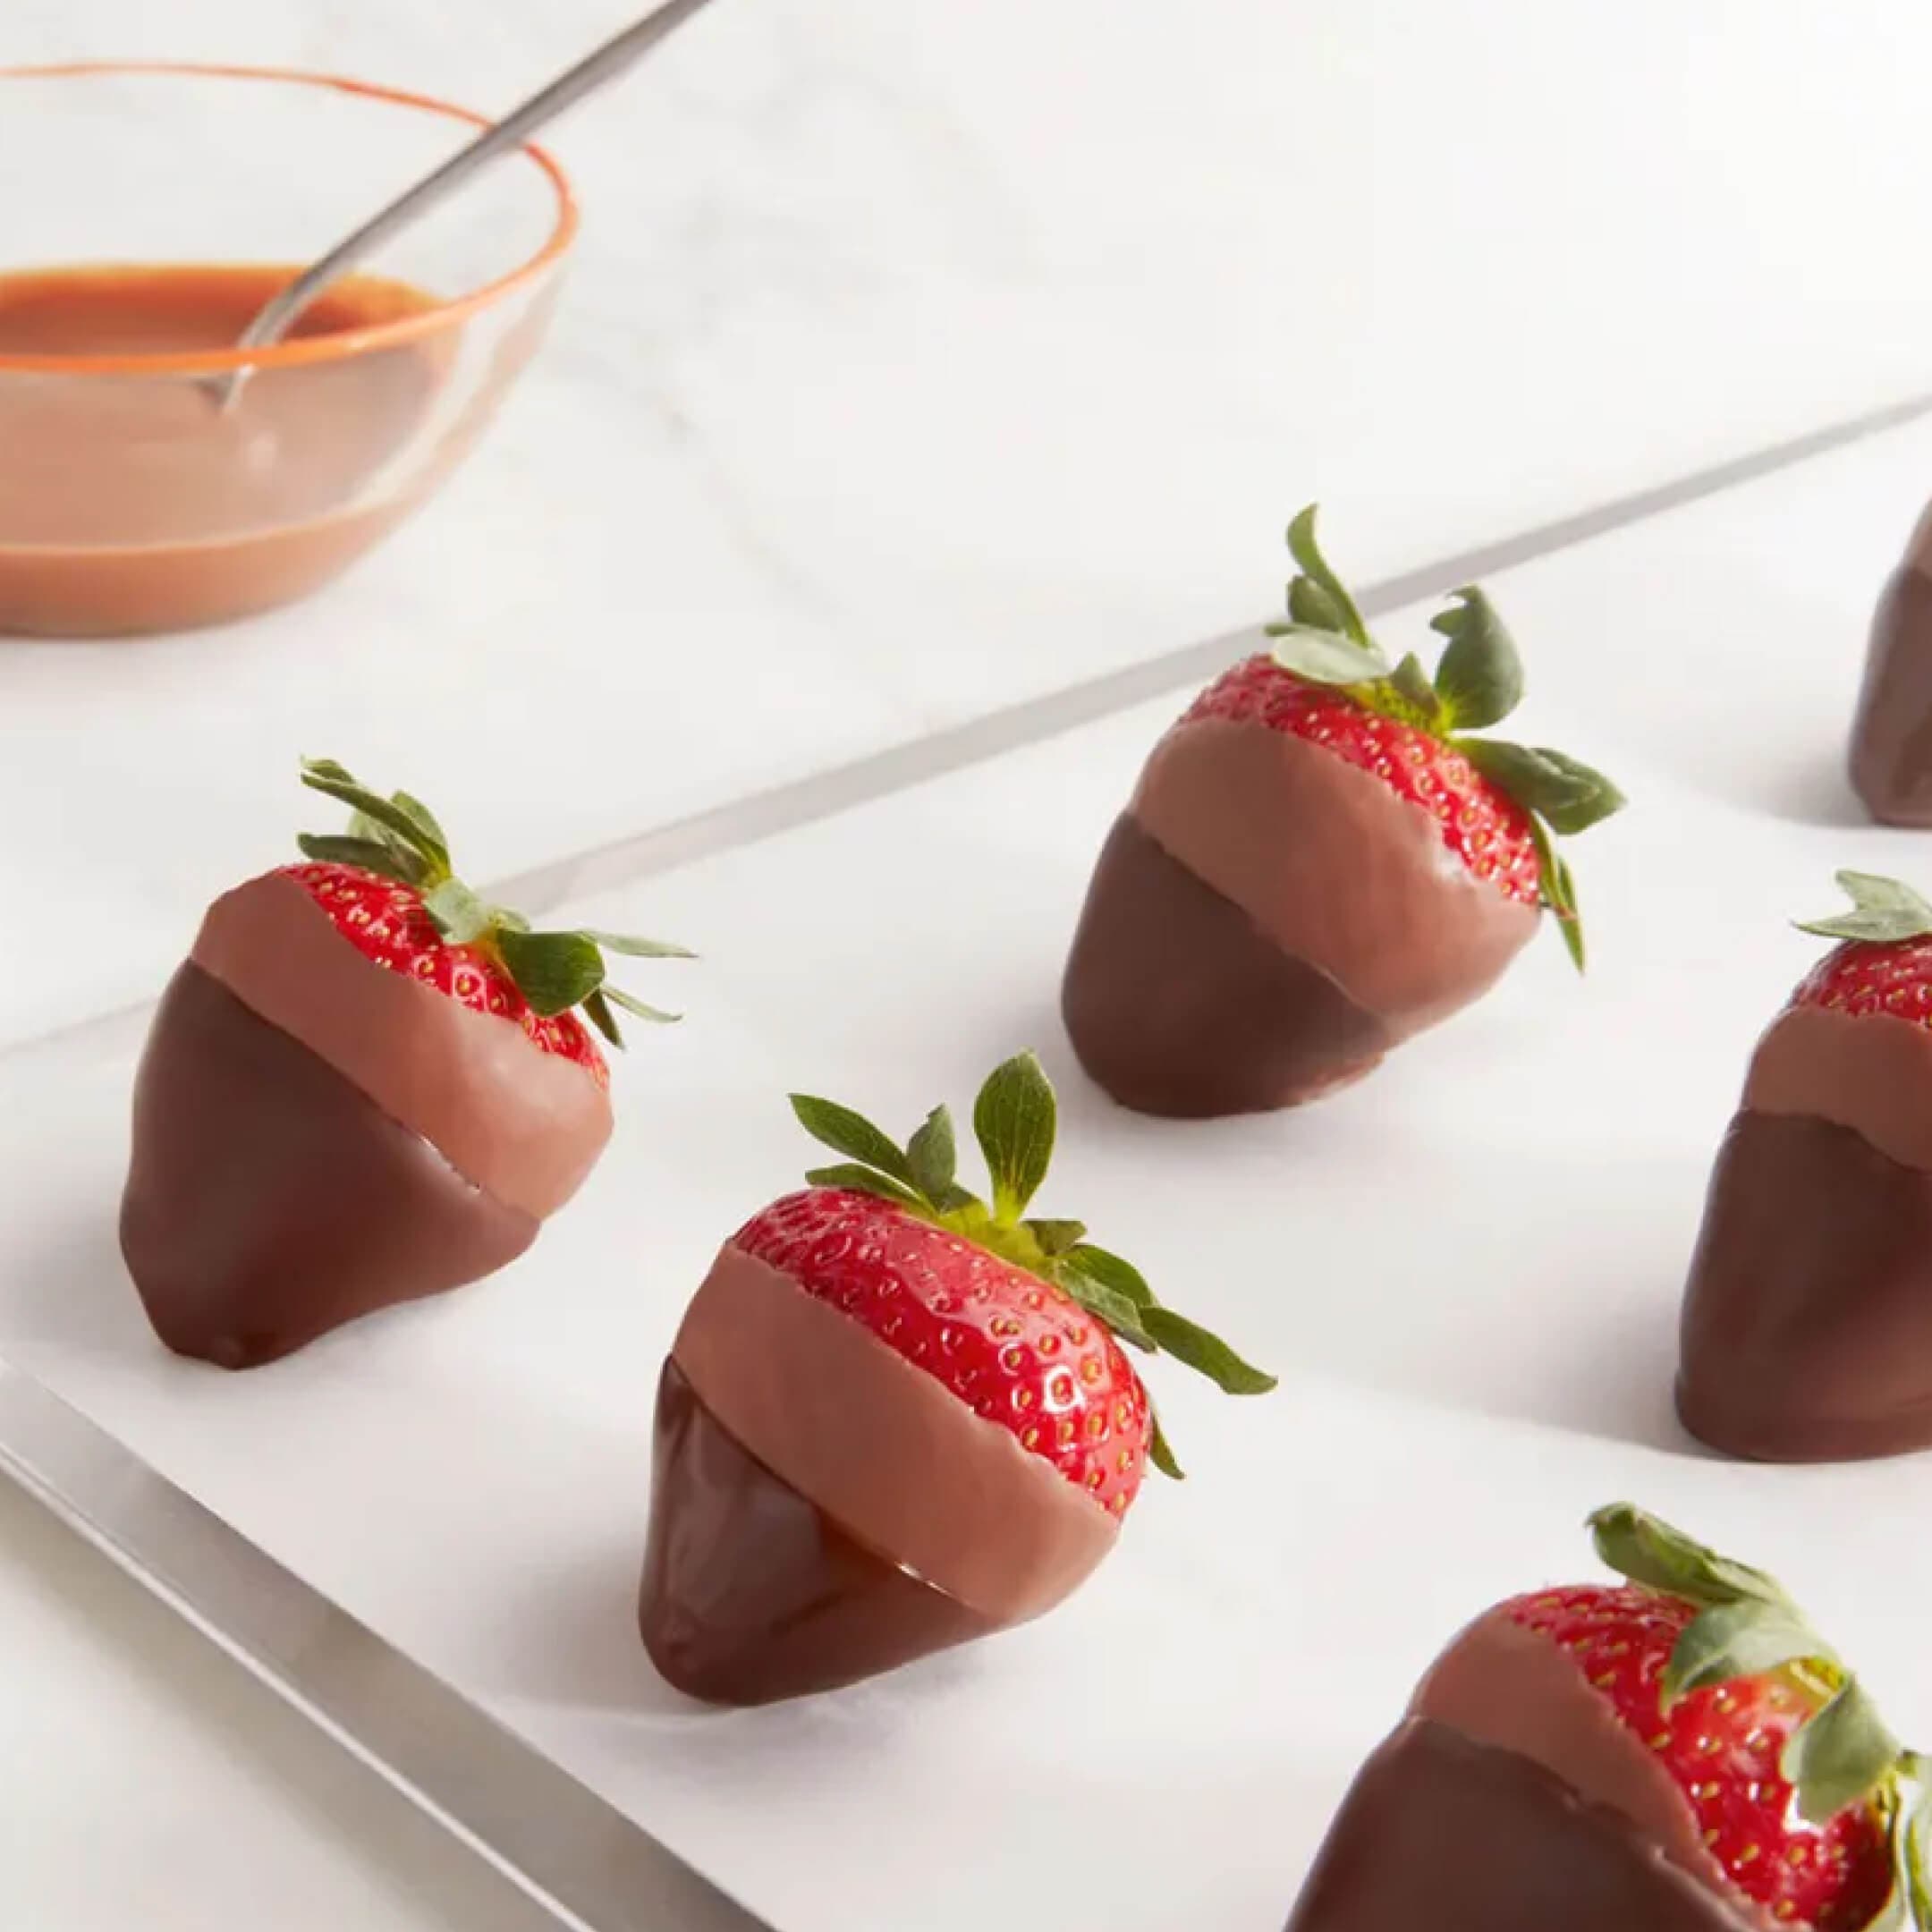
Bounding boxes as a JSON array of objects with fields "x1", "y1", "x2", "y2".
[
  {"x1": 1064, "y1": 1243, "x2": 1156, "y2": 1308},
  {"x1": 1461, "y1": 739, "x2": 1624, "y2": 835},
  {"x1": 972, "y1": 1051, "x2": 1057, "y2": 1223},
  {"x1": 1662, "y1": 1600, "x2": 1839, "y2": 1707},
  {"x1": 1284, "y1": 504, "x2": 1370, "y2": 647},
  {"x1": 421, "y1": 877, "x2": 494, "y2": 946},
  {"x1": 580, "y1": 930, "x2": 699, "y2": 960},
  {"x1": 1796, "y1": 871, "x2": 1932, "y2": 945},
  {"x1": 804, "y1": 1163, "x2": 923, "y2": 1208},
  {"x1": 1141, "y1": 1306, "x2": 1277, "y2": 1394},
  {"x1": 1529, "y1": 818, "x2": 1587, "y2": 973},
  {"x1": 1056, "y1": 1269, "x2": 1155, "y2": 1352},
  {"x1": 1385, "y1": 651, "x2": 1443, "y2": 725},
  {"x1": 1784, "y1": 1677, "x2": 1906, "y2": 1825},
  {"x1": 389, "y1": 789, "x2": 448, "y2": 852},
  {"x1": 494, "y1": 928, "x2": 606, "y2": 1018},
  {"x1": 295, "y1": 832, "x2": 426, "y2": 888},
  {"x1": 906, "y1": 1106, "x2": 957, "y2": 1204},
  {"x1": 1266, "y1": 623, "x2": 1394, "y2": 688},
  {"x1": 1588, "y1": 1504, "x2": 1790, "y2": 1610},
  {"x1": 790, "y1": 1095, "x2": 917, "y2": 1188},
  {"x1": 1287, "y1": 576, "x2": 1352, "y2": 635},
  {"x1": 581, "y1": 987, "x2": 624, "y2": 1048},
  {"x1": 1901, "y1": 1784, "x2": 1932, "y2": 1931},
  {"x1": 602, "y1": 985, "x2": 681, "y2": 1025},
  {"x1": 1025, "y1": 1216, "x2": 1088, "y2": 1257},
  {"x1": 301, "y1": 758, "x2": 450, "y2": 874},
  {"x1": 1430, "y1": 587, "x2": 1524, "y2": 731},
  {"x1": 1147, "y1": 1407, "x2": 1184, "y2": 1481}
]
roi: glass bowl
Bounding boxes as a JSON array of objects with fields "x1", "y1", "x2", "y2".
[{"x1": 0, "y1": 63, "x2": 578, "y2": 637}]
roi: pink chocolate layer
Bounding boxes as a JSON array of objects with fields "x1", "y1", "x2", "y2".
[
  {"x1": 191, "y1": 873, "x2": 611, "y2": 1221},
  {"x1": 1130, "y1": 716, "x2": 1536, "y2": 1033},
  {"x1": 1409, "y1": 1607, "x2": 1762, "y2": 1923},
  {"x1": 1746, "y1": 1004, "x2": 1932, "y2": 1176},
  {"x1": 672, "y1": 1243, "x2": 1119, "y2": 1625}
]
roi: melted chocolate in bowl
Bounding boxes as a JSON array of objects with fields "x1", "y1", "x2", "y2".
[
  {"x1": 640, "y1": 1359, "x2": 1000, "y2": 1705},
  {"x1": 0, "y1": 260, "x2": 546, "y2": 636}
]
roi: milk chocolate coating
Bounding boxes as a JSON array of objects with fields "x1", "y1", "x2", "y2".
[
  {"x1": 673, "y1": 1243, "x2": 1116, "y2": 1623},
  {"x1": 1062, "y1": 708, "x2": 1536, "y2": 1116},
  {"x1": 1062, "y1": 813, "x2": 1391, "y2": 1115},
  {"x1": 121, "y1": 962, "x2": 537, "y2": 1368},
  {"x1": 1282, "y1": 1720, "x2": 1754, "y2": 1931},
  {"x1": 1679, "y1": 1108, "x2": 1932, "y2": 1460},
  {"x1": 639, "y1": 1360, "x2": 999, "y2": 1705},
  {"x1": 1851, "y1": 541, "x2": 1932, "y2": 827}
]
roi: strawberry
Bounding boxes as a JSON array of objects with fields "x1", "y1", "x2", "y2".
[
  {"x1": 1791, "y1": 871, "x2": 1932, "y2": 1022},
  {"x1": 639, "y1": 1051, "x2": 1275, "y2": 1702},
  {"x1": 1435, "y1": 1506, "x2": 1926, "y2": 1928},
  {"x1": 1257, "y1": 505, "x2": 1624, "y2": 967},
  {"x1": 1678, "y1": 871, "x2": 1932, "y2": 1462},
  {"x1": 119, "y1": 758, "x2": 690, "y2": 1368},
  {"x1": 1062, "y1": 507, "x2": 1623, "y2": 1119}
]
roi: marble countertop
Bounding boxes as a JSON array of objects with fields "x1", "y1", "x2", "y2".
[{"x1": 8, "y1": 0, "x2": 1932, "y2": 1923}]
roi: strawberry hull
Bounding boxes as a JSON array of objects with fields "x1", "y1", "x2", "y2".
[
  {"x1": 1679, "y1": 1107, "x2": 1932, "y2": 1460},
  {"x1": 1281, "y1": 1720, "x2": 1757, "y2": 1932},
  {"x1": 1062, "y1": 704, "x2": 1536, "y2": 1116},
  {"x1": 121, "y1": 963, "x2": 538, "y2": 1368},
  {"x1": 639, "y1": 1359, "x2": 998, "y2": 1705}
]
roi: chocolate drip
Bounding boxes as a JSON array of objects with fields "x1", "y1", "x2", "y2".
[
  {"x1": 121, "y1": 962, "x2": 537, "y2": 1368},
  {"x1": 1679, "y1": 1108, "x2": 1932, "y2": 1460},
  {"x1": 1282, "y1": 1720, "x2": 1753, "y2": 1930},
  {"x1": 1851, "y1": 560, "x2": 1932, "y2": 826},
  {"x1": 639, "y1": 1359, "x2": 999, "y2": 1705},
  {"x1": 1061, "y1": 812, "x2": 1390, "y2": 1117}
]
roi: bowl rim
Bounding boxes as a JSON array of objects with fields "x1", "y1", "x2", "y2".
[{"x1": 0, "y1": 60, "x2": 580, "y2": 377}]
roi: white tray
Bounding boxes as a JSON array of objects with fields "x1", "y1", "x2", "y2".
[{"x1": 7, "y1": 411, "x2": 1932, "y2": 1929}]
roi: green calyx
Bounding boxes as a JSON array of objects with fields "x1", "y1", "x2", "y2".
[
  {"x1": 297, "y1": 758, "x2": 692, "y2": 1048},
  {"x1": 1262, "y1": 505, "x2": 1625, "y2": 971},
  {"x1": 788, "y1": 1049, "x2": 1277, "y2": 1480},
  {"x1": 1589, "y1": 1504, "x2": 1932, "y2": 1922},
  {"x1": 1797, "y1": 871, "x2": 1932, "y2": 947}
]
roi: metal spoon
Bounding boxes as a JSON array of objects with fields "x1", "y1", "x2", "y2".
[{"x1": 212, "y1": 0, "x2": 717, "y2": 408}]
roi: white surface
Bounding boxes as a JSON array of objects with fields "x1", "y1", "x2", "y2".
[
  {"x1": 0, "y1": 1477, "x2": 549, "y2": 1932},
  {"x1": 6, "y1": 418, "x2": 1932, "y2": 1928},
  {"x1": 13, "y1": 0, "x2": 1932, "y2": 1043}
]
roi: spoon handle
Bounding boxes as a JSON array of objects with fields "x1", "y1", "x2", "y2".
[{"x1": 231, "y1": 0, "x2": 716, "y2": 359}]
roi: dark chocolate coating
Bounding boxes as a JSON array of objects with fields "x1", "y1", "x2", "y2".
[
  {"x1": 1851, "y1": 560, "x2": 1932, "y2": 827},
  {"x1": 1679, "y1": 1108, "x2": 1932, "y2": 1460},
  {"x1": 121, "y1": 962, "x2": 538, "y2": 1369},
  {"x1": 1282, "y1": 1720, "x2": 1753, "y2": 1931},
  {"x1": 1061, "y1": 812, "x2": 1389, "y2": 1117},
  {"x1": 639, "y1": 1358, "x2": 997, "y2": 1705}
]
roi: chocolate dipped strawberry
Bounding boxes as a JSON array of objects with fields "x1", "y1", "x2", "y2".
[
  {"x1": 639, "y1": 1049, "x2": 1274, "y2": 1705},
  {"x1": 1062, "y1": 506, "x2": 1623, "y2": 1116},
  {"x1": 1851, "y1": 503, "x2": 1932, "y2": 826},
  {"x1": 121, "y1": 758, "x2": 690, "y2": 1368},
  {"x1": 1679, "y1": 870, "x2": 1932, "y2": 1460},
  {"x1": 1286, "y1": 1504, "x2": 1932, "y2": 1931}
]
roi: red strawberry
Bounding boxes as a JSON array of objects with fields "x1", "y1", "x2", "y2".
[
  {"x1": 639, "y1": 1050, "x2": 1275, "y2": 1704},
  {"x1": 119, "y1": 757, "x2": 690, "y2": 1368},
  {"x1": 1063, "y1": 506, "x2": 1623, "y2": 1118},
  {"x1": 1680, "y1": 871, "x2": 1932, "y2": 1461},
  {"x1": 1420, "y1": 1506, "x2": 1919, "y2": 1928},
  {"x1": 1289, "y1": 1507, "x2": 1928, "y2": 1930}
]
